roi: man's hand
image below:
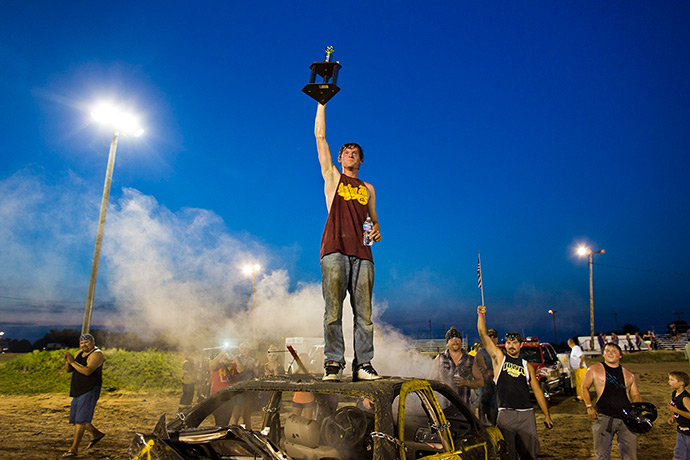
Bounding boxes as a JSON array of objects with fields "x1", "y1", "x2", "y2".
[
  {"x1": 453, "y1": 376, "x2": 468, "y2": 387},
  {"x1": 63, "y1": 351, "x2": 75, "y2": 364},
  {"x1": 477, "y1": 305, "x2": 487, "y2": 315},
  {"x1": 370, "y1": 223, "x2": 381, "y2": 243},
  {"x1": 586, "y1": 406, "x2": 598, "y2": 420},
  {"x1": 544, "y1": 416, "x2": 554, "y2": 429}
]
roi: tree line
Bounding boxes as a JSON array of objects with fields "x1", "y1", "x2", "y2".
[{"x1": 2, "y1": 328, "x2": 181, "y2": 353}]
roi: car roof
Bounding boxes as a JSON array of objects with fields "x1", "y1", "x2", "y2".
[{"x1": 213, "y1": 374, "x2": 425, "y2": 397}]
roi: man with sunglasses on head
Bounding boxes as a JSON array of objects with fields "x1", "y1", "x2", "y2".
[
  {"x1": 581, "y1": 342, "x2": 641, "y2": 460},
  {"x1": 478, "y1": 305, "x2": 553, "y2": 460}
]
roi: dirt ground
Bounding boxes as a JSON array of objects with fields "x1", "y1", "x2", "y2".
[{"x1": 0, "y1": 362, "x2": 686, "y2": 460}]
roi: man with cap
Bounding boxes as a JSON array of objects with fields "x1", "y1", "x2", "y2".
[
  {"x1": 62, "y1": 333, "x2": 105, "y2": 457},
  {"x1": 430, "y1": 327, "x2": 484, "y2": 408},
  {"x1": 478, "y1": 305, "x2": 553, "y2": 460},
  {"x1": 475, "y1": 327, "x2": 499, "y2": 425}
]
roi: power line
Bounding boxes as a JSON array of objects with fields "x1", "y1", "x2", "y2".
[
  {"x1": 0, "y1": 295, "x2": 83, "y2": 305},
  {"x1": 593, "y1": 262, "x2": 690, "y2": 277},
  {"x1": 0, "y1": 295, "x2": 115, "y2": 306}
]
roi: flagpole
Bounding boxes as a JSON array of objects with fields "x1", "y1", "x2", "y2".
[{"x1": 478, "y1": 252, "x2": 485, "y2": 305}]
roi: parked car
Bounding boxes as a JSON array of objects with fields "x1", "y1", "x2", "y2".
[
  {"x1": 129, "y1": 374, "x2": 507, "y2": 460},
  {"x1": 498, "y1": 338, "x2": 571, "y2": 401}
]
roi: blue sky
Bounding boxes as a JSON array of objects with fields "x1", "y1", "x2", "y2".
[{"x1": 1, "y1": 2, "x2": 689, "y2": 344}]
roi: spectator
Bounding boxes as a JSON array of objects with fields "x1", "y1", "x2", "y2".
[
  {"x1": 476, "y1": 328, "x2": 499, "y2": 425},
  {"x1": 582, "y1": 343, "x2": 641, "y2": 460},
  {"x1": 598, "y1": 332, "x2": 606, "y2": 354},
  {"x1": 229, "y1": 342, "x2": 258, "y2": 428},
  {"x1": 430, "y1": 327, "x2": 484, "y2": 408},
  {"x1": 568, "y1": 338, "x2": 587, "y2": 402},
  {"x1": 179, "y1": 354, "x2": 197, "y2": 412},
  {"x1": 62, "y1": 333, "x2": 105, "y2": 458},
  {"x1": 209, "y1": 347, "x2": 242, "y2": 425},
  {"x1": 264, "y1": 345, "x2": 285, "y2": 376},
  {"x1": 668, "y1": 371, "x2": 690, "y2": 459},
  {"x1": 671, "y1": 324, "x2": 679, "y2": 347}
]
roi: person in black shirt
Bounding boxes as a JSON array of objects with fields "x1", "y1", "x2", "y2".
[
  {"x1": 668, "y1": 371, "x2": 690, "y2": 459},
  {"x1": 582, "y1": 342, "x2": 641, "y2": 460},
  {"x1": 477, "y1": 305, "x2": 553, "y2": 460},
  {"x1": 62, "y1": 333, "x2": 105, "y2": 457}
]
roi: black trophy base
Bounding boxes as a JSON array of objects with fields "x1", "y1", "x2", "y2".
[{"x1": 302, "y1": 83, "x2": 341, "y2": 105}]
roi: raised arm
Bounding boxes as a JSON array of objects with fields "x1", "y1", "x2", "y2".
[
  {"x1": 315, "y1": 104, "x2": 340, "y2": 183},
  {"x1": 477, "y1": 305, "x2": 502, "y2": 367}
]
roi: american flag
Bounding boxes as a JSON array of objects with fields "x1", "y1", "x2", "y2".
[{"x1": 477, "y1": 255, "x2": 483, "y2": 289}]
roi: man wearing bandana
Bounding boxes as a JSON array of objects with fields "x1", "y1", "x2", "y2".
[
  {"x1": 430, "y1": 327, "x2": 484, "y2": 407},
  {"x1": 62, "y1": 333, "x2": 105, "y2": 457},
  {"x1": 478, "y1": 305, "x2": 553, "y2": 460}
]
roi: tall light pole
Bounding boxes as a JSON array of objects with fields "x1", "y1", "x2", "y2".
[
  {"x1": 577, "y1": 246, "x2": 605, "y2": 351},
  {"x1": 243, "y1": 264, "x2": 262, "y2": 341},
  {"x1": 548, "y1": 309, "x2": 558, "y2": 345},
  {"x1": 82, "y1": 104, "x2": 143, "y2": 335}
]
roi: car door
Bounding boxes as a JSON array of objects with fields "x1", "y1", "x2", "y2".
[{"x1": 396, "y1": 380, "x2": 463, "y2": 460}]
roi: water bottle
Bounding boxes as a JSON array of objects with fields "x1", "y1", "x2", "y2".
[{"x1": 363, "y1": 216, "x2": 373, "y2": 246}]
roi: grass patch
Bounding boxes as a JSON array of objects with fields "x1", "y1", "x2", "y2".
[{"x1": 0, "y1": 349, "x2": 184, "y2": 395}]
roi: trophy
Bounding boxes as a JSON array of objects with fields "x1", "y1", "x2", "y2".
[{"x1": 302, "y1": 46, "x2": 342, "y2": 104}]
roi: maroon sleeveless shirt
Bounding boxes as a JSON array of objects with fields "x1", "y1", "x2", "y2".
[{"x1": 320, "y1": 174, "x2": 373, "y2": 263}]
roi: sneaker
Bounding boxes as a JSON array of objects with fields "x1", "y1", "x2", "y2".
[
  {"x1": 353, "y1": 364, "x2": 382, "y2": 381},
  {"x1": 323, "y1": 363, "x2": 342, "y2": 382}
]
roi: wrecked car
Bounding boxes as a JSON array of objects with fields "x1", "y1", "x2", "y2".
[{"x1": 129, "y1": 374, "x2": 507, "y2": 460}]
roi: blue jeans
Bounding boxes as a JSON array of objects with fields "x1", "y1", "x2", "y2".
[
  {"x1": 676, "y1": 432, "x2": 690, "y2": 460},
  {"x1": 321, "y1": 252, "x2": 375, "y2": 369}
]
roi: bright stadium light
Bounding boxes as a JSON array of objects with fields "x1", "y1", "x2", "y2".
[
  {"x1": 90, "y1": 103, "x2": 144, "y2": 137},
  {"x1": 81, "y1": 102, "x2": 145, "y2": 335}
]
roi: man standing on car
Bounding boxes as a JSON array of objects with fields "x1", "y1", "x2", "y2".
[
  {"x1": 62, "y1": 333, "x2": 105, "y2": 457},
  {"x1": 430, "y1": 327, "x2": 484, "y2": 408},
  {"x1": 315, "y1": 102, "x2": 382, "y2": 382},
  {"x1": 581, "y1": 342, "x2": 641, "y2": 460},
  {"x1": 477, "y1": 305, "x2": 554, "y2": 460}
]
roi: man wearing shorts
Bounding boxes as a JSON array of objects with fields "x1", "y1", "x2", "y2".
[{"x1": 62, "y1": 333, "x2": 105, "y2": 457}]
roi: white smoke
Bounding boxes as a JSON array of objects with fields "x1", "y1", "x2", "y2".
[{"x1": 0, "y1": 169, "x2": 433, "y2": 376}]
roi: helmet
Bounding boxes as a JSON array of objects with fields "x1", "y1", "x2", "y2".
[{"x1": 621, "y1": 402, "x2": 657, "y2": 434}]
